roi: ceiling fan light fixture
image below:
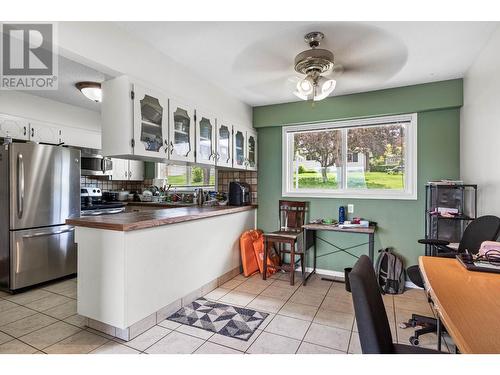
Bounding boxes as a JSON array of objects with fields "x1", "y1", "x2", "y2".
[
  {"x1": 319, "y1": 77, "x2": 336, "y2": 93},
  {"x1": 293, "y1": 90, "x2": 309, "y2": 101},
  {"x1": 297, "y1": 77, "x2": 314, "y2": 95},
  {"x1": 76, "y1": 81, "x2": 102, "y2": 103},
  {"x1": 292, "y1": 32, "x2": 337, "y2": 102}
]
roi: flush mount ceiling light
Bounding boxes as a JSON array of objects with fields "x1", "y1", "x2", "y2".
[
  {"x1": 75, "y1": 81, "x2": 102, "y2": 103},
  {"x1": 293, "y1": 32, "x2": 337, "y2": 102}
]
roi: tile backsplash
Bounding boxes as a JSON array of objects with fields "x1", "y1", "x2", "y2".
[
  {"x1": 82, "y1": 170, "x2": 258, "y2": 204},
  {"x1": 80, "y1": 176, "x2": 153, "y2": 193},
  {"x1": 217, "y1": 170, "x2": 258, "y2": 203}
]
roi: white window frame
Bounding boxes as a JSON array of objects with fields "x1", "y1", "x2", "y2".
[{"x1": 282, "y1": 113, "x2": 418, "y2": 200}]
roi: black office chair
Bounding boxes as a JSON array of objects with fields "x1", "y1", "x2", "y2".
[
  {"x1": 402, "y1": 215, "x2": 500, "y2": 347},
  {"x1": 349, "y1": 255, "x2": 442, "y2": 354},
  {"x1": 418, "y1": 215, "x2": 500, "y2": 257}
]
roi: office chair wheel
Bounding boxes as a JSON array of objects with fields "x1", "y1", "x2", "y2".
[{"x1": 409, "y1": 336, "x2": 419, "y2": 346}]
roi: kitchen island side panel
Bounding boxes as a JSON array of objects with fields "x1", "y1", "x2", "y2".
[
  {"x1": 76, "y1": 228, "x2": 127, "y2": 328},
  {"x1": 123, "y1": 209, "x2": 256, "y2": 327}
]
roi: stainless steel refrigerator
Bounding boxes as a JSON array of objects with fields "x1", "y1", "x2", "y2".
[{"x1": 0, "y1": 142, "x2": 80, "y2": 291}]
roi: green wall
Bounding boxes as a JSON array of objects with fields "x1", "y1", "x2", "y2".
[{"x1": 253, "y1": 79, "x2": 462, "y2": 272}]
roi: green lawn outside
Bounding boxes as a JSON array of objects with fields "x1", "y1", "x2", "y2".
[
  {"x1": 294, "y1": 171, "x2": 404, "y2": 189},
  {"x1": 168, "y1": 174, "x2": 216, "y2": 186}
]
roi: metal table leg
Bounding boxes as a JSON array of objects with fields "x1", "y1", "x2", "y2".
[
  {"x1": 263, "y1": 236, "x2": 268, "y2": 280},
  {"x1": 437, "y1": 317, "x2": 442, "y2": 352},
  {"x1": 303, "y1": 229, "x2": 316, "y2": 286},
  {"x1": 368, "y1": 232, "x2": 374, "y2": 262}
]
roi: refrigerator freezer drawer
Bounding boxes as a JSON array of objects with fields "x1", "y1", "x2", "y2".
[{"x1": 10, "y1": 225, "x2": 77, "y2": 290}]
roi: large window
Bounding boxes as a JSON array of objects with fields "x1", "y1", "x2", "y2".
[{"x1": 282, "y1": 114, "x2": 417, "y2": 199}]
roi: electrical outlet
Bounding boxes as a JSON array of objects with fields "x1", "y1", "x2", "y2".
[{"x1": 347, "y1": 204, "x2": 354, "y2": 214}]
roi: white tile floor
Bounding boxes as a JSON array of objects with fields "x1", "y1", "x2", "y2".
[{"x1": 0, "y1": 272, "x2": 453, "y2": 354}]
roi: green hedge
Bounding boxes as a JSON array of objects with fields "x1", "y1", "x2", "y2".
[{"x1": 369, "y1": 165, "x2": 393, "y2": 172}]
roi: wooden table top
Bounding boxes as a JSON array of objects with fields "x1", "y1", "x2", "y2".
[
  {"x1": 302, "y1": 223, "x2": 376, "y2": 234},
  {"x1": 419, "y1": 256, "x2": 500, "y2": 354},
  {"x1": 66, "y1": 205, "x2": 257, "y2": 232}
]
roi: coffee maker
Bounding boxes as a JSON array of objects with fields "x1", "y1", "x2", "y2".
[{"x1": 228, "y1": 182, "x2": 251, "y2": 206}]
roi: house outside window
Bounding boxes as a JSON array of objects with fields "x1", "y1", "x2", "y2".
[{"x1": 282, "y1": 113, "x2": 417, "y2": 199}]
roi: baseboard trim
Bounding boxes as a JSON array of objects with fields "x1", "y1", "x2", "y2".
[
  {"x1": 303, "y1": 267, "x2": 422, "y2": 289},
  {"x1": 304, "y1": 267, "x2": 344, "y2": 280}
]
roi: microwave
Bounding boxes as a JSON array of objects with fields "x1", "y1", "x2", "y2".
[{"x1": 80, "y1": 150, "x2": 113, "y2": 176}]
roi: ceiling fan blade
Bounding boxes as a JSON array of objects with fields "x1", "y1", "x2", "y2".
[
  {"x1": 233, "y1": 43, "x2": 294, "y2": 75},
  {"x1": 241, "y1": 74, "x2": 302, "y2": 101}
]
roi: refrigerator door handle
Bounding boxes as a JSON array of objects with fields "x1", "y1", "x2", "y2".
[
  {"x1": 17, "y1": 153, "x2": 24, "y2": 219},
  {"x1": 21, "y1": 227, "x2": 75, "y2": 239}
]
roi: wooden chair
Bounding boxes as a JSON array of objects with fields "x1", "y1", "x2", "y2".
[{"x1": 263, "y1": 200, "x2": 308, "y2": 285}]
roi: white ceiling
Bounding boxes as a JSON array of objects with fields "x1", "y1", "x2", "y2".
[
  {"x1": 116, "y1": 21, "x2": 499, "y2": 106},
  {"x1": 25, "y1": 55, "x2": 109, "y2": 112}
]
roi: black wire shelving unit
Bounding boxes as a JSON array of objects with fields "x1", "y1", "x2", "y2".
[{"x1": 424, "y1": 183, "x2": 478, "y2": 256}]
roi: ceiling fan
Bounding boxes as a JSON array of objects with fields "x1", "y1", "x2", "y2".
[
  {"x1": 233, "y1": 24, "x2": 407, "y2": 105},
  {"x1": 292, "y1": 31, "x2": 341, "y2": 102}
]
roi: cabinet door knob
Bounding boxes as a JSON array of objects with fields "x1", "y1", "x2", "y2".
[
  {"x1": 23, "y1": 126, "x2": 27, "y2": 136},
  {"x1": 170, "y1": 141, "x2": 174, "y2": 154}
]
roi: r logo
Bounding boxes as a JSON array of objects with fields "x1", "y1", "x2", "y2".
[
  {"x1": 0, "y1": 23, "x2": 58, "y2": 90},
  {"x1": 2, "y1": 23, "x2": 53, "y2": 75}
]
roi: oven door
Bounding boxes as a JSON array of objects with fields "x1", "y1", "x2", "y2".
[{"x1": 10, "y1": 225, "x2": 77, "y2": 290}]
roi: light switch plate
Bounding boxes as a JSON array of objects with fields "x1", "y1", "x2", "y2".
[{"x1": 347, "y1": 204, "x2": 354, "y2": 214}]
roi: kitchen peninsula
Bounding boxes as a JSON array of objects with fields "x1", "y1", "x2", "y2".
[{"x1": 66, "y1": 205, "x2": 257, "y2": 341}]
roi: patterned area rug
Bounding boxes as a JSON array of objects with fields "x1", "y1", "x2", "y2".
[{"x1": 167, "y1": 298, "x2": 269, "y2": 341}]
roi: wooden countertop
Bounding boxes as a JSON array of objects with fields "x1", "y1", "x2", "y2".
[
  {"x1": 125, "y1": 202, "x2": 196, "y2": 208},
  {"x1": 67, "y1": 205, "x2": 257, "y2": 232},
  {"x1": 419, "y1": 256, "x2": 500, "y2": 354}
]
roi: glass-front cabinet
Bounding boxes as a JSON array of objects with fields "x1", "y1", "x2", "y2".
[
  {"x1": 169, "y1": 100, "x2": 195, "y2": 163},
  {"x1": 132, "y1": 84, "x2": 168, "y2": 159},
  {"x1": 195, "y1": 111, "x2": 216, "y2": 165},
  {"x1": 233, "y1": 127, "x2": 246, "y2": 169},
  {"x1": 216, "y1": 121, "x2": 232, "y2": 168},
  {"x1": 232, "y1": 126, "x2": 258, "y2": 170},
  {"x1": 246, "y1": 130, "x2": 257, "y2": 171}
]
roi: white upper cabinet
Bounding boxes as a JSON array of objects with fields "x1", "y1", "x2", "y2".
[
  {"x1": 169, "y1": 99, "x2": 195, "y2": 163},
  {"x1": 128, "y1": 160, "x2": 145, "y2": 181},
  {"x1": 232, "y1": 125, "x2": 258, "y2": 170},
  {"x1": 101, "y1": 76, "x2": 134, "y2": 158},
  {"x1": 0, "y1": 114, "x2": 29, "y2": 140},
  {"x1": 111, "y1": 158, "x2": 129, "y2": 180},
  {"x1": 1, "y1": 113, "x2": 99, "y2": 149},
  {"x1": 215, "y1": 120, "x2": 232, "y2": 168},
  {"x1": 195, "y1": 110, "x2": 216, "y2": 165},
  {"x1": 246, "y1": 130, "x2": 258, "y2": 171},
  {"x1": 101, "y1": 76, "x2": 257, "y2": 170},
  {"x1": 232, "y1": 126, "x2": 246, "y2": 169},
  {"x1": 29, "y1": 120, "x2": 63, "y2": 145},
  {"x1": 111, "y1": 158, "x2": 144, "y2": 181},
  {"x1": 133, "y1": 84, "x2": 169, "y2": 159}
]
